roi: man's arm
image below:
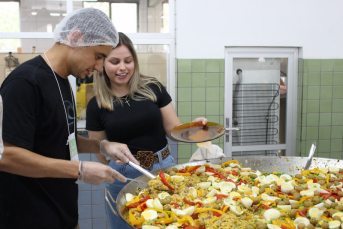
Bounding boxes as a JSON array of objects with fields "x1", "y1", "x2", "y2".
[{"x1": 0, "y1": 141, "x2": 79, "y2": 178}]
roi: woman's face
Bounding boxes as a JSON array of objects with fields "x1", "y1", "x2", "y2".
[{"x1": 104, "y1": 45, "x2": 135, "y2": 87}]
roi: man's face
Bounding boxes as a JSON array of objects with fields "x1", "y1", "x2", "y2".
[{"x1": 70, "y1": 45, "x2": 112, "y2": 79}]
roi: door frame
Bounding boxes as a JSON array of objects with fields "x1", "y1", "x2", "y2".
[{"x1": 224, "y1": 47, "x2": 299, "y2": 157}]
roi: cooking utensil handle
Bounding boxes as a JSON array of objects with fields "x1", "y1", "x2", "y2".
[
  {"x1": 105, "y1": 188, "x2": 120, "y2": 217},
  {"x1": 225, "y1": 127, "x2": 240, "y2": 135},
  {"x1": 128, "y1": 161, "x2": 156, "y2": 179},
  {"x1": 304, "y1": 141, "x2": 316, "y2": 170}
]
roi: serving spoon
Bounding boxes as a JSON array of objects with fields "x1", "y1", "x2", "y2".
[{"x1": 304, "y1": 141, "x2": 316, "y2": 170}]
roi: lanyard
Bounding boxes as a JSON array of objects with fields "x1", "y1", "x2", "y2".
[{"x1": 44, "y1": 53, "x2": 76, "y2": 145}]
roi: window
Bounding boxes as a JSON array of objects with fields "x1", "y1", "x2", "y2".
[{"x1": 0, "y1": 2, "x2": 20, "y2": 52}]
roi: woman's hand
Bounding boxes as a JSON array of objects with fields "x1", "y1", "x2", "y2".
[{"x1": 191, "y1": 117, "x2": 208, "y2": 125}]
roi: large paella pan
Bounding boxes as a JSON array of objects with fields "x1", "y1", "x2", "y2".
[{"x1": 106, "y1": 156, "x2": 343, "y2": 229}]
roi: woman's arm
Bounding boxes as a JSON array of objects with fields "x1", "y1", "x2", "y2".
[
  {"x1": 83, "y1": 131, "x2": 110, "y2": 165},
  {"x1": 160, "y1": 103, "x2": 181, "y2": 140}
]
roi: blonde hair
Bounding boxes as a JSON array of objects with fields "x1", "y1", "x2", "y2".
[{"x1": 93, "y1": 32, "x2": 161, "y2": 111}]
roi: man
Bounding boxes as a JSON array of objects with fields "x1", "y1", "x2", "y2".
[{"x1": 0, "y1": 8, "x2": 138, "y2": 229}]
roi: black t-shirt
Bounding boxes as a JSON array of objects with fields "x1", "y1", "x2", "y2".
[
  {"x1": 0, "y1": 56, "x2": 78, "y2": 229},
  {"x1": 86, "y1": 82, "x2": 172, "y2": 155}
]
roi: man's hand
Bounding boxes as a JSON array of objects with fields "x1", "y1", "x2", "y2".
[
  {"x1": 76, "y1": 161, "x2": 127, "y2": 185},
  {"x1": 100, "y1": 140, "x2": 139, "y2": 165}
]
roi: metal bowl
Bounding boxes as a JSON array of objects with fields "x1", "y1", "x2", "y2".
[{"x1": 105, "y1": 156, "x2": 343, "y2": 228}]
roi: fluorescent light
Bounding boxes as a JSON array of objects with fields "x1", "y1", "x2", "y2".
[
  {"x1": 31, "y1": 12, "x2": 37, "y2": 15},
  {"x1": 50, "y1": 13, "x2": 60, "y2": 16}
]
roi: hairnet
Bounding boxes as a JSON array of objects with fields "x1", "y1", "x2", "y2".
[{"x1": 53, "y1": 8, "x2": 119, "y2": 48}]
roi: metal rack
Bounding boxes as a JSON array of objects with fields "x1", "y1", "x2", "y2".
[{"x1": 232, "y1": 83, "x2": 280, "y2": 146}]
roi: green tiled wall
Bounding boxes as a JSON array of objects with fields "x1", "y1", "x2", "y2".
[
  {"x1": 297, "y1": 59, "x2": 343, "y2": 159},
  {"x1": 177, "y1": 59, "x2": 225, "y2": 163},
  {"x1": 177, "y1": 58, "x2": 343, "y2": 163}
]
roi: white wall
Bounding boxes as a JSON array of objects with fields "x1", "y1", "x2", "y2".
[{"x1": 176, "y1": 0, "x2": 343, "y2": 59}]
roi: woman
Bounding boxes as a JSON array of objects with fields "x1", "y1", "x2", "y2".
[{"x1": 86, "y1": 32, "x2": 207, "y2": 228}]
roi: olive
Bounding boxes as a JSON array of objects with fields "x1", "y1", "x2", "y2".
[
  {"x1": 312, "y1": 197, "x2": 320, "y2": 204},
  {"x1": 298, "y1": 223, "x2": 306, "y2": 229},
  {"x1": 327, "y1": 183, "x2": 333, "y2": 188},
  {"x1": 167, "y1": 169, "x2": 172, "y2": 173},
  {"x1": 268, "y1": 191, "x2": 275, "y2": 196},
  {"x1": 291, "y1": 202, "x2": 300, "y2": 209},
  {"x1": 340, "y1": 168, "x2": 343, "y2": 173},
  {"x1": 259, "y1": 188, "x2": 265, "y2": 194},
  {"x1": 250, "y1": 174, "x2": 257, "y2": 179},
  {"x1": 245, "y1": 225, "x2": 254, "y2": 229},
  {"x1": 290, "y1": 189, "x2": 297, "y2": 195},
  {"x1": 160, "y1": 196, "x2": 172, "y2": 205},
  {"x1": 334, "y1": 181, "x2": 340, "y2": 186},
  {"x1": 283, "y1": 199, "x2": 290, "y2": 205},
  {"x1": 271, "y1": 186, "x2": 278, "y2": 192},
  {"x1": 333, "y1": 216, "x2": 341, "y2": 221},
  {"x1": 256, "y1": 221, "x2": 264, "y2": 226},
  {"x1": 158, "y1": 212, "x2": 166, "y2": 218},
  {"x1": 172, "y1": 217, "x2": 177, "y2": 223},
  {"x1": 321, "y1": 222, "x2": 329, "y2": 229},
  {"x1": 214, "y1": 204, "x2": 221, "y2": 210},
  {"x1": 172, "y1": 168, "x2": 178, "y2": 172},
  {"x1": 262, "y1": 184, "x2": 270, "y2": 189},
  {"x1": 216, "y1": 199, "x2": 222, "y2": 204},
  {"x1": 331, "y1": 202, "x2": 338, "y2": 209},
  {"x1": 169, "y1": 171, "x2": 176, "y2": 176},
  {"x1": 317, "y1": 176, "x2": 325, "y2": 180},
  {"x1": 256, "y1": 224, "x2": 267, "y2": 229},
  {"x1": 324, "y1": 203, "x2": 331, "y2": 208},
  {"x1": 336, "y1": 205, "x2": 343, "y2": 211},
  {"x1": 293, "y1": 193, "x2": 301, "y2": 201},
  {"x1": 330, "y1": 188, "x2": 337, "y2": 193},
  {"x1": 295, "y1": 174, "x2": 303, "y2": 179},
  {"x1": 253, "y1": 197, "x2": 261, "y2": 205},
  {"x1": 278, "y1": 201, "x2": 286, "y2": 205},
  {"x1": 330, "y1": 177, "x2": 336, "y2": 182},
  {"x1": 318, "y1": 180, "x2": 325, "y2": 185},
  {"x1": 330, "y1": 209, "x2": 337, "y2": 216},
  {"x1": 310, "y1": 217, "x2": 318, "y2": 225},
  {"x1": 195, "y1": 171, "x2": 201, "y2": 175},
  {"x1": 298, "y1": 179, "x2": 305, "y2": 184},
  {"x1": 192, "y1": 173, "x2": 197, "y2": 177},
  {"x1": 163, "y1": 204, "x2": 171, "y2": 211},
  {"x1": 289, "y1": 209, "x2": 297, "y2": 218},
  {"x1": 275, "y1": 199, "x2": 281, "y2": 204},
  {"x1": 198, "y1": 221, "x2": 205, "y2": 227},
  {"x1": 314, "y1": 190, "x2": 320, "y2": 196},
  {"x1": 304, "y1": 201, "x2": 313, "y2": 207},
  {"x1": 306, "y1": 224, "x2": 314, "y2": 229},
  {"x1": 329, "y1": 196, "x2": 336, "y2": 202}
]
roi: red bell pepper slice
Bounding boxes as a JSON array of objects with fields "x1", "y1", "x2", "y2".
[
  {"x1": 213, "y1": 212, "x2": 222, "y2": 217},
  {"x1": 281, "y1": 226, "x2": 290, "y2": 229},
  {"x1": 297, "y1": 209, "x2": 308, "y2": 217},
  {"x1": 313, "y1": 178, "x2": 318, "y2": 183},
  {"x1": 170, "y1": 203, "x2": 182, "y2": 208},
  {"x1": 159, "y1": 171, "x2": 175, "y2": 190},
  {"x1": 231, "y1": 170, "x2": 239, "y2": 176},
  {"x1": 183, "y1": 197, "x2": 196, "y2": 206},
  {"x1": 191, "y1": 213, "x2": 199, "y2": 220},
  {"x1": 179, "y1": 169, "x2": 187, "y2": 173},
  {"x1": 184, "y1": 226, "x2": 199, "y2": 229},
  {"x1": 206, "y1": 167, "x2": 226, "y2": 180},
  {"x1": 188, "y1": 165, "x2": 202, "y2": 173},
  {"x1": 195, "y1": 201, "x2": 204, "y2": 207},
  {"x1": 138, "y1": 202, "x2": 148, "y2": 211},
  {"x1": 127, "y1": 197, "x2": 151, "y2": 208},
  {"x1": 261, "y1": 204, "x2": 270, "y2": 210},
  {"x1": 215, "y1": 194, "x2": 228, "y2": 199}
]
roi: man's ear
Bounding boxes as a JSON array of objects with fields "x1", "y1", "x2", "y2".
[{"x1": 69, "y1": 30, "x2": 82, "y2": 46}]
